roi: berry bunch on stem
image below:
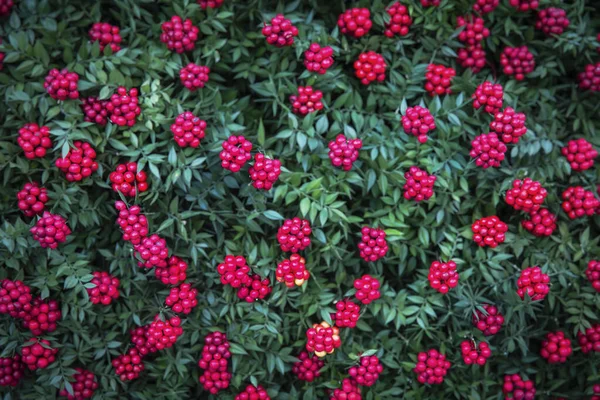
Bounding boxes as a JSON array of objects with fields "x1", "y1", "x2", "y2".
[
  {"x1": 304, "y1": 43, "x2": 334, "y2": 74},
  {"x1": 89, "y1": 22, "x2": 122, "y2": 52},
  {"x1": 473, "y1": 304, "x2": 504, "y2": 336},
  {"x1": 333, "y1": 299, "x2": 361, "y2": 328},
  {"x1": 134, "y1": 234, "x2": 169, "y2": 269},
  {"x1": 470, "y1": 133, "x2": 507, "y2": 168},
  {"x1": 249, "y1": 154, "x2": 281, "y2": 190},
  {"x1": 17, "y1": 182, "x2": 48, "y2": 217},
  {"x1": 561, "y1": 186, "x2": 599, "y2": 219},
  {"x1": 413, "y1": 348, "x2": 451, "y2": 385},
  {"x1": 180, "y1": 63, "x2": 211, "y2": 91},
  {"x1": 535, "y1": 8, "x2": 570, "y2": 36},
  {"x1": 145, "y1": 316, "x2": 183, "y2": 351},
  {"x1": 472, "y1": 82, "x2": 504, "y2": 114},
  {"x1": 87, "y1": 271, "x2": 120, "y2": 305},
  {"x1": 21, "y1": 339, "x2": 58, "y2": 371},
  {"x1": 290, "y1": 86, "x2": 324, "y2": 115},
  {"x1": 109, "y1": 162, "x2": 149, "y2": 197},
  {"x1": 516, "y1": 266, "x2": 550, "y2": 301},
  {"x1": 59, "y1": 368, "x2": 98, "y2": 400},
  {"x1": 353, "y1": 275, "x2": 381, "y2": 304},
  {"x1": 460, "y1": 340, "x2": 491, "y2": 366},
  {"x1": 348, "y1": 355, "x2": 383, "y2": 387},
  {"x1": 155, "y1": 256, "x2": 188, "y2": 285},
  {"x1": 489, "y1": 107, "x2": 527, "y2": 144},
  {"x1": 112, "y1": 348, "x2": 144, "y2": 381},
  {"x1": 0, "y1": 279, "x2": 32, "y2": 318},
  {"x1": 578, "y1": 62, "x2": 600, "y2": 92},
  {"x1": 17, "y1": 123, "x2": 52, "y2": 159},
  {"x1": 262, "y1": 14, "x2": 298, "y2": 47},
  {"x1": 402, "y1": 106, "x2": 435, "y2": 144},
  {"x1": 403, "y1": 166, "x2": 436, "y2": 201},
  {"x1": 500, "y1": 46, "x2": 535, "y2": 81},
  {"x1": 55, "y1": 141, "x2": 99, "y2": 182},
  {"x1": 353, "y1": 51, "x2": 387, "y2": 85},
  {"x1": 276, "y1": 254, "x2": 309, "y2": 288},
  {"x1": 170, "y1": 111, "x2": 207, "y2": 148},
  {"x1": 106, "y1": 87, "x2": 141, "y2": 127},
  {"x1": 428, "y1": 260, "x2": 459, "y2": 294},
  {"x1": 328, "y1": 135, "x2": 362, "y2": 171},
  {"x1": 305, "y1": 321, "x2": 341, "y2": 357},
  {"x1": 330, "y1": 378, "x2": 361, "y2": 400},
  {"x1": 425, "y1": 64, "x2": 455, "y2": 96},
  {"x1": 578, "y1": 324, "x2": 600, "y2": 354},
  {"x1": 561, "y1": 138, "x2": 597, "y2": 171},
  {"x1": 521, "y1": 208, "x2": 557, "y2": 237},
  {"x1": 504, "y1": 178, "x2": 547, "y2": 212},
  {"x1": 384, "y1": 3, "x2": 411, "y2": 38},
  {"x1": 160, "y1": 16, "x2": 199, "y2": 53},
  {"x1": 220, "y1": 136, "x2": 253, "y2": 172},
  {"x1": 586, "y1": 260, "x2": 600, "y2": 293},
  {"x1": 30, "y1": 212, "x2": 71, "y2": 249},
  {"x1": 0, "y1": 355, "x2": 24, "y2": 387},
  {"x1": 502, "y1": 374, "x2": 536, "y2": 400},
  {"x1": 471, "y1": 215, "x2": 508, "y2": 247},
  {"x1": 292, "y1": 351, "x2": 324, "y2": 382},
  {"x1": 198, "y1": 331, "x2": 231, "y2": 394},
  {"x1": 540, "y1": 331, "x2": 572, "y2": 364},
  {"x1": 44, "y1": 68, "x2": 79, "y2": 100},
  {"x1": 357, "y1": 227, "x2": 388, "y2": 262},
  {"x1": 164, "y1": 283, "x2": 198, "y2": 314},
  {"x1": 81, "y1": 97, "x2": 109, "y2": 125},
  {"x1": 338, "y1": 8, "x2": 372, "y2": 38},
  {"x1": 115, "y1": 201, "x2": 148, "y2": 245},
  {"x1": 21, "y1": 297, "x2": 61, "y2": 335},
  {"x1": 277, "y1": 217, "x2": 311, "y2": 253}
]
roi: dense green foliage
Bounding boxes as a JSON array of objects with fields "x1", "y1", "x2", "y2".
[{"x1": 1, "y1": 0, "x2": 600, "y2": 399}]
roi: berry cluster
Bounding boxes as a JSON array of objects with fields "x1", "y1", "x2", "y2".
[
  {"x1": 503, "y1": 374, "x2": 536, "y2": 400},
  {"x1": 106, "y1": 86, "x2": 141, "y2": 127},
  {"x1": 428, "y1": 260, "x2": 459, "y2": 294},
  {"x1": 198, "y1": 0, "x2": 223, "y2": 9},
  {"x1": 384, "y1": 3, "x2": 412, "y2": 38},
  {"x1": 109, "y1": 162, "x2": 149, "y2": 197},
  {"x1": 304, "y1": 43, "x2": 334, "y2": 74},
  {"x1": 21, "y1": 297, "x2": 61, "y2": 335},
  {"x1": 146, "y1": 316, "x2": 183, "y2": 351},
  {"x1": 578, "y1": 324, "x2": 600, "y2": 354},
  {"x1": 89, "y1": 22, "x2": 122, "y2": 52},
  {"x1": 305, "y1": 321, "x2": 341, "y2": 357},
  {"x1": 338, "y1": 8, "x2": 372, "y2": 38},
  {"x1": 586, "y1": 260, "x2": 600, "y2": 293},
  {"x1": 458, "y1": 43, "x2": 486, "y2": 73},
  {"x1": 561, "y1": 186, "x2": 599, "y2": 219},
  {"x1": 220, "y1": 135, "x2": 253, "y2": 172},
  {"x1": 489, "y1": 107, "x2": 527, "y2": 144},
  {"x1": 578, "y1": 62, "x2": 600, "y2": 92},
  {"x1": 0, "y1": 356, "x2": 23, "y2": 387},
  {"x1": 292, "y1": 351, "x2": 324, "y2": 383},
  {"x1": 425, "y1": 64, "x2": 455, "y2": 96},
  {"x1": 170, "y1": 111, "x2": 207, "y2": 148},
  {"x1": 535, "y1": 8, "x2": 570, "y2": 36},
  {"x1": 160, "y1": 16, "x2": 199, "y2": 53},
  {"x1": 235, "y1": 384, "x2": 270, "y2": 400},
  {"x1": 198, "y1": 331, "x2": 231, "y2": 394},
  {"x1": 473, "y1": 304, "x2": 504, "y2": 336},
  {"x1": 0, "y1": 0, "x2": 13, "y2": 16},
  {"x1": 0, "y1": 279, "x2": 32, "y2": 318},
  {"x1": 130, "y1": 325, "x2": 157, "y2": 356},
  {"x1": 30, "y1": 211, "x2": 71, "y2": 249},
  {"x1": 156, "y1": 256, "x2": 188, "y2": 285},
  {"x1": 460, "y1": 340, "x2": 491, "y2": 366},
  {"x1": 500, "y1": 46, "x2": 535, "y2": 81},
  {"x1": 508, "y1": 0, "x2": 538, "y2": 11},
  {"x1": 403, "y1": 166, "x2": 436, "y2": 202},
  {"x1": 44, "y1": 68, "x2": 79, "y2": 100},
  {"x1": 473, "y1": 0, "x2": 499, "y2": 14},
  {"x1": 115, "y1": 201, "x2": 148, "y2": 245},
  {"x1": 517, "y1": 266, "x2": 550, "y2": 301},
  {"x1": 471, "y1": 215, "x2": 508, "y2": 248},
  {"x1": 472, "y1": 82, "x2": 504, "y2": 114},
  {"x1": 328, "y1": 134, "x2": 362, "y2": 171},
  {"x1": 505, "y1": 178, "x2": 547, "y2": 212},
  {"x1": 277, "y1": 217, "x2": 312, "y2": 253},
  {"x1": 290, "y1": 86, "x2": 324, "y2": 115},
  {"x1": 333, "y1": 299, "x2": 361, "y2": 328},
  {"x1": 165, "y1": 283, "x2": 198, "y2": 314},
  {"x1": 180, "y1": 63, "x2": 211, "y2": 91},
  {"x1": 217, "y1": 255, "x2": 251, "y2": 288},
  {"x1": 357, "y1": 227, "x2": 388, "y2": 262},
  {"x1": 330, "y1": 378, "x2": 361, "y2": 400},
  {"x1": 59, "y1": 368, "x2": 98, "y2": 400},
  {"x1": 262, "y1": 14, "x2": 298, "y2": 47},
  {"x1": 349, "y1": 355, "x2": 383, "y2": 387},
  {"x1": 276, "y1": 254, "x2": 309, "y2": 288},
  {"x1": 249, "y1": 154, "x2": 281, "y2": 190},
  {"x1": 540, "y1": 331, "x2": 572, "y2": 364},
  {"x1": 112, "y1": 348, "x2": 144, "y2": 381},
  {"x1": 593, "y1": 385, "x2": 600, "y2": 400},
  {"x1": 353, "y1": 275, "x2": 381, "y2": 305},
  {"x1": 21, "y1": 339, "x2": 58, "y2": 371},
  {"x1": 561, "y1": 138, "x2": 597, "y2": 171},
  {"x1": 421, "y1": 0, "x2": 440, "y2": 6},
  {"x1": 18, "y1": 123, "x2": 52, "y2": 159},
  {"x1": 87, "y1": 271, "x2": 120, "y2": 306},
  {"x1": 414, "y1": 349, "x2": 451, "y2": 385},
  {"x1": 470, "y1": 133, "x2": 507, "y2": 168},
  {"x1": 521, "y1": 208, "x2": 557, "y2": 237},
  {"x1": 135, "y1": 234, "x2": 169, "y2": 269},
  {"x1": 456, "y1": 16, "x2": 489, "y2": 73},
  {"x1": 353, "y1": 51, "x2": 387, "y2": 86},
  {"x1": 81, "y1": 97, "x2": 109, "y2": 126},
  {"x1": 55, "y1": 141, "x2": 99, "y2": 182},
  {"x1": 17, "y1": 182, "x2": 48, "y2": 217},
  {"x1": 402, "y1": 106, "x2": 435, "y2": 144},
  {"x1": 236, "y1": 274, "x2": 272, "y2": 303}
]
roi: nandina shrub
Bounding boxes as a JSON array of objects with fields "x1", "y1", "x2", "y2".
[{"x1": 0, "y1": 1, "x2": 599, "y2": 400}]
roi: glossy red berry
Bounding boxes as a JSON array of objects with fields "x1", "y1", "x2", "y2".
[
  {"x1": 508, "y1": 0, "x2": 539, "y2": 11},
  {"x1": 165, "y1": 283, "x2": 198, "y2": 314},
  {"x1": 87, "y1": 271, "x2": 120, "y2": 306},
  {"x1": 306, "y1": 321, "x2": 342, "y2": 357},
  {"x1": 106, "y1": 86, "x2": 141, "y2": 127},
  {"x1": 470, "y1": 133, "x2": 507, "y2": 168},
  {"x1": 330, "y1": 378, "x2": 362, "y2": 400},
  {"x1": 473, "y1": 304, "x2": 504, "y2": 336},
  {"x1": 592, "y1": 384, "x2": 600, "y2": 400},
  {"x1": 421, "y1": 0, "x2": 440, "y2": 6},
  {"x1": 457, "y1": 43, "x2": 487, "y2": 73},
  {"x1": 89, "y1": 22, "x2": 122, "y2": 52},
  {"x1": 58, "y1": 368, "x2": 98, "y2": 400},
  {"x1": 198, "y1": 0, "x2": 223, "y2": 9},
  {"x1": 384, "y1": 3, "x2": 412, "y2": 37},
  {"x1": 472, "y1": 81, "x2": 504, "y2": 114},
  {"x1": 536, "y1": 8, "x2": 570, "y2": 36},
  {"x1": 198, "y1": 331, "x2": 231, "y2": 394},
  {"x1": 81, "y1": 97, "x2": 109, "y2": 126},
  {"x1": 490, "y1": 107, "x2": 527, "y2": 144},
  {"x1": 290, "y1": 86, "x2": 324, "y2": 115},
  {"x1": 249, "y1": 154, "x2": 281, "y2": 190},
  {"x1": 471, "y1": 215, "x2": 508, "y2": 248},
  {"x1": 353, "y1": 51, "x2": 387, "y2": 86},
  {"x1": 17, "y1": 182, "x2": 48, "y2": 217},
  {"x1": 155, "y1": 256, "x2": 188, "y2": 285},
  {"x1": 277, "y1": 217, "x2": 311, "y2": 253},
  {"x1": 338, "y1": 8, "x2": 372, "y2": 38},
  {"x1": 262, "y1": 14, "x2": 298, "y2": 47},
  {"x1": 0, "y1": 355, "x2": 24, "y2": 387},
  {"x1": 413, "y1": 348, "x2": 451, "y2": 385},
  {"x1": 561, "y1": 138, "x2": 597, "y2": 171},
  {"x1": 500, "y1": 46, "x2": 535, "y2": 81},
  {"x1": 403, "y1": 166, "x2": 436, "y2": 201},
  {"x1": 109, "y1": 162, "x2": 149, "y2": 197},
  {"x1": 0, "y1": 0, "x2": 14, "y2": 16},
  {"x1": 561, "y1": 186, "x2": 599, "y2": 219},
  {"x1": 402, "y1": 106, "x2": 435, "y2": 143},
  {"x1": 425, "y1": 64, "x2": 455, "y2": 96},
  {"x1": 349, "y1": 355, "x2": 383, "y2": 387},
  {"x1": 358, "y1": 227, "x2": 388, "y2": 262},
  {"x1": 540, "y1": 331, "x2": 572, "y2": 364},
  {"x1": 328, "y1": 134, "x2": 362, "y2": 171},
  {"x1": 586, "y1": 260, "x2": 600, "y2": 293},
  {"x1": 0, "y1": 279, "x2": 32, "y2": 318},
  {"x1": 235, "y1": 384, "x2": 270, "y2": 400},
  {"x1": 505, "y1": 178, "x2": 547, "y2": 212},
  {"x1": 145, "y1": 315, "x2": 183, "y2": 351},
  {"x1": 130, "y1": 325, "x2": 157, "y2": 357},
  {"x1": 114, "y1": 201, "x2": 148, "y2": 245},
  {"x1": 134, "y1": 234, "x2": 169, "y2": 269},
  {"x1": 180, "y1": 63, "x2": 210, "y2": 91},
  {"x1": 353, "y1": 275, "x2": 381, "y2": 304},
  {"x1": 30, "y1": 211, "x2": 71, "y2": 249},
  {"x1": 220, "y1": 135, "x2": 253, "y2": 172},
  {"x1": 304, "y1": 43, "x2": 334, "y2": 74},
  {"x1": 112, "y1": 348, "x2": 144, "y2": 381},
  {"x1": 457, "y1": 16, "x2": 489, "y2": 45},
  {"x1": 521, "y1": 208, "x2": 556, "y2": 237},
  {"x1": 428, "y1": 260, "x2": 459, "y2": 294},
  {"x1": 17, "y1": 123, "x2": 52, "y2": 159},
  {"x1": 171, "y1": 111, "x2": 207, "y2": 148},
  {"x1": 21, "y1": 339, "x2": 58, "y2": 371},
  {"x1": 473, "y1": 0, "x2": 499, "y2": 14},
  {"x1": 236, "y1": 274, "x2": 272, "y2": 302},
  {"x1": 160, "y1": 16, "x2": 199, "y2": 53},
  {"x1": 578, "y1": 324, "x2": 600, "y2": 354},
  {"x1": 44, "y1": 68, "x2": 79, "y2": 100},
  {"x1": 217, "y1": 255, "x2": 251, "y2": 288},
  {"x1": 517, "y1": 266, "x2": 550, "y2": 301},
  {"x1": 460, "y1": 340, "x2": 491, "y2": 366},
  {"x1": 503, "y1": 374, "x2": 536, "y2": 400},
  {"x1": 292, "y1": 351, "x2": 324, "y2": 382},
  {"x1": 276, "y1": 254, "x2": 309, "y2": 288},
  {"x1": 332, "y1": 299, "x2": 361, "y2": 328},
  {"x1": 55, "y1": 141, "x2": 99, "y2": 182},
  {"x1": 20, "y1": 297, "x2": 61, "y2": 335}
]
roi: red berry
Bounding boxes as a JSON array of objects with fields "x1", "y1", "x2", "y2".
[
  {"x1": 536, "y1": 8, "x2": 570, "y2": 36},
  {"x1": 20, "y1": 297, "x2": 62, "y2": 335},
  {"x1": 114, "y1": 201, "x2": 149, "y2": 245},
  {"x1": 470, "y1": 133, "x2": 507, "y2": 169},
  {"x1": 0, "y1": 0, "x2": 14, "y2": 16},
  {"x1": 20, "y1": 339, "x2": 58, "y2": 371},
  {"x1": 561, "y1": 186, "x2": 599, "y2": 220},
  {"x1": 217, "y1": 255, "x2": 251, "y2": 288},
  {"x1": 421, "y1": 0, "x2": 440, "y2": 6},
  {"x1": 338, "y1": 8, "x2": 372, "y2": 38},
  {"x1": 500, "y1": 46, "x2": 535, "y2": 81},
  {"x1": 358, "y1": 227, "x2": 388, "y2": 262},
  {"x1": 305, "y1": 321, "x2": 342, "y2": 357},
  {"x1": 290, "y1": 86, "x2": 324, "y2": 116},
  {"x1": 472, "y1": 304, "x2": 504, "y2": 336},
  {"x1": 276, "y1": 254, "x2": 309, "y2": 288},
  {"x1": 403, "y1": 166, "x2": 436, "y2": 201},
  {"x1": 561, "y1": 138, "x2": 597, "y2": 171},
  {"x1": 87, "y1": 271, "x2": 120, "y2": 306},
  {"x1": 505, "y1": 178, "x2": 547, "y2": 213},
  {"x1": 304, "y1": 43, "x2": 334, "y2": 74},
  {"x1": 428, "y1": 260, "x2": 459, "y2": 294},
  {"x1": 586, "y1": 260, "x2": 600, "y2": 293},
  {"x1": 593, "y1": 384, "x2": 600, "y2": 400},
  {"x1": 44, "y1": 68, "x2": 79, "y2": 100},
  {"x1": 516, "y1": 266, "x2": 550, "y2": 301},
  {"x1": 81, "y1": 97, "x2": 109, "y2": 126},
  {"x1": 236, "y1": 274, "x2": 272, "y2": 303},
  {"x1": 508, "y1": 0, "x2": 539, "y2": 11},
  {"x1": 30, "y1": 211, "x2": 71, "y2": 249},
  {"x1": 170, "y1": 111, "x2": 207, "y2": 148},
  {"x1": 145, "y1": 315, "x2": 183, "y2": 351},
  {"x1": 198, "y1": 0, "x2": 223, "y2": 9},
  {"x1": 155, "y1": 256, "x2": 188, "y2": 285},
  {"x1": 0, "y1": 355, "x2": 24, "y2": 387},
  {"x1": 112, "y1": 348, "x2": 144, "y2": 381},
  {"x1": 220, "y1": 135, "x2": 253, "y2": 172},
  {"x1": 578, "y1": 324, "x2": 600, "y2": 354},
  {"x1": 249, "y1": 153, "x2": 281, "y2": 190},
  {"x1": 134, "y1": 234, "x2": 169, "y2": 269},
  {"x1": 473, "y1": 0, "x2": 499, "y2": 14},
  {"x1": 262, "y1": 14, "x2": 298, "y2": 47},
  {"x1": 55, "y1": 141, "x2": 99, "y2": 182},
  {"x1": 353, "y1": 275, "x2": 381, "y2": 305},
  {"x1": 89, "y1": 22, "x2": 122, "y2": 52},
  {"x1": 503, "y1": 374, "x2": 536, "y2": 400},
  {"x1": 58, "y1": 368, "x2": 99, "y2": 400},
  {"x1": 165, "y1": 283, "x2": 198, "y2": 314},
  {"x1": 413, "y1": 348, "x2": 451, "y2": 385},
  {"x1": 384, "y1": 3, "x2": 412, "y2": 38},
  {"x1": 17, "y1": 182, "x2": 48, "y2": 217},
  {"x1": 330, "y1": 378, "x2": 362, "y2": 400},
  {"x1": 402, "y1": 106, "x2": 435, "y2": 143},
  {"x1": 353, "y1": 51, "x2": 387, "y2": 86},
  {"x1": 472, "y1": 81, "x2": 504, "y2": 114},
  {"x1": 235, "y1": 384, "x2": 270, "y2": 400},
  {"x1": 105, "y1": 86, "x2": 141, "y2": 127},
  {"x1": 180, "y1": 63, "x2": 210, "y2": 91},
  {"x1": 198, "y1": 331, "x2": 231, "y2": 394},
  {"x1": 457, "y1": 43, "x2": 487, "y2": 73},
  {"x1": 521, "y1": 208, "x2": 557, "y2": 237},
  {"x1": 130, "y1": 325, "x2": 157, "y2": 357},
  {"x1": 425, "y1": 64, "x2": 455, "y2": 96},
  {"x1": 160, "y1": 16, "x2": 199, "y2": 53},
  {"x1": 332, "y1": 299, "x2": 361, "y2": 328},
  {"x1": 0, "y1": 279, "x2": 32, "y2": 318},
  {"x1": 471, "y1": 215, "x2": 508, "y2": 248},
  {"x1": 328, "y1": 134, "x2": 362, "y2": 171},
  {"x1": 277, "y1": 217, "x2": 311, "y2": 253},
  {"x1": 540, "y1": 331, "x2": 572, "y2": 364},
  {"x1": 292, "y1": 351, "x2": 324, "y2": 382},
  {"x1": 109, "y1": 162, "x2": 149, "y2": 197},
  {"x1": 349, "y1": 355, "x2": 383, "y2": 387},
  {"x1": 457, "y1": 16, "x2": 490, "y2": 46},
  {"x1": 17, "y1": 123, "x2": 52, "y2": 159},
  {"x1": 489, "y1": 107, "x2": 527, "y2": 144},
  {"x1": 460, "y1": 340, "x2": 492, "y2": 366}
]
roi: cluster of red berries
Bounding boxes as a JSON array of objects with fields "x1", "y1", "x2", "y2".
[
  {"x1": 592, "y1": 384, "x2": 600, "y2": 400},
  {"x1": 106, "y1": 86, "x2": 141, "y2": 127},
  {"x1": 540, "y1": 331, "x2": 572, "y2": 364},
  {"x1": 460, "y1": 340, "x2": 491, "y2": 366},
  {"x1": 333, "y1": 299, "x2": 361, "y2": 328},
  {"x1": 0, "y1": 0, "x2": 13, "y2": 16},
  {"x1": 421, "y1": 0, "x2": 440, "y2": 6},
  {"x1": 471, "y1": 215, "x2": 508, "y2": 248},
  {"x1": 198, "y1": 0, "x2": 223, "y2": 9},
  {"x1": 0, "y1": 279, "x2": 32, "y2": 317},
  {"x1": 338, "y1": 8, "x2": 372, "y2": 38},
  {"x1": 473, "y1": 0, "x2": 499, "y2": 14},
  {"x1": 306, "y1": 321, "x2": 341, "y2": 357},
  {"x1": 290, "y1": 86, "x2": 324, "y2": 115},
  {"x1": 505, "y1": 178, "x2": 547, "y2": 212},
  {"x1": 145, "y1": 316, "x2": 183, "y2": 351},
  {"x1": 55, "y1": 141, "x2": 99, "y2": 182},
  {"x1": 456, "y1": 16, "x2": 489, "y2": 73},
  {"x1": 489, "y1": 107, "x2": 527, "y2": 144},
  {"x1": 578, "y1": 62, "x2": 600, "y2": 92},
  {"x1": 521, "y1": 208, "x2": 557, "y2": 237},
  {"x1": 292, "y1": 351, "x2": 324, "y2": 382},
  {"x1": 428, "y1": 260, "x2": 459, "y2": 294},
  {"x1": 112, "y1": 348, "x2": 144, "y2": 381},
  {"x1": 508, "y1": 0, "x2": 538, "y2": 11},
  {"x1": 561, "y1": 186, "x2": 599, "y2": 219},
  {"x1": 21, "y1": 339, "x2": 58, "y2": 371},
  {"x1": 330, "y1": 378, "x2": 361, "y2": 400},
  {"x1": 44, "y1": 68, "x2": 79, "y2": 100},
  {"x1": 156, "y1": 256, "x2": 188, "y2": 285},
  {"x1": 17, "y1": 123, "x2": 52, "y2": 159},
  {"x1": 517, "y1": 266, "x2": 550, "y2": 301},
  {"x1": 130, "y1": 325, "x2": 157, "y2": 356},
  {"x1": 403, "y1": 166, "x2": 436, "y2": 202},
  {"x1": 503, "y1": 374, "x2": 536, "y2": 400},
  {"x1": 535, "y1": 8, "x2": 570, "y2": 36},
  {"x1": 470, "y1": 133, "x2": 507, "y2": 168},
  {"x1": 357, "y1": 227, "x2": 388, "y2": 262},
  {"x1": 425, "y1": 64, "x2": 455, "y2": 96},
  {"x1": 328, "y1": 134, "x2": 362, "y2": 171},
  {"x1": 115, "y1": 201, "x2": 148, "y2": 245},
  {"x1": 473, "y1": 82, "x2": 504, "y2": 114},
  {"x1": 276, "y1": 254, "x2": 309, "y2": 288},
  {"x1": 160, "y1": 16, "x2": 199, "y2": 53},
  {"x1": 277, "y1": 217, "x2": 312, "y2": 253},
  {"x1": 578, "y1": 324, "x2": 600, "y2": 354},
  {"x1": 235, "y1": 384, "x2": 270, "y2": 400},
  {"x1": 0, "y1": 355, "x2": 24, "y2": 387},
  {"x1": 561, "y1": 138, "x2": 597, "y2": 171},
  {"x1": 236, "y1": 274, "x2": 272, "y2": 303},
  {"x1": 220, "y1": 135, "x2": 253, "y2": 172},
  {"x1": 81, "y1": 97, "x2": 109, "y2": 126},
  {"x1": 249, "y1": 154, "x2": 281, "y2": 190},
  {"x1": 414, "y1": 348, "x2": 451, "y2": 385},
  {"x1": 58, "y1": 368, "x2": 98, "y2": 400},
  {"x1": 402, "y1": 106, "x2": 435, "y2": 144},
  {"x1": 134, "y1": 234, "x2": 169, "y2": 269},
  {"x1": 217, "y1": 255, "x2": 251, "y2": 288},
  {"x1": 353, "y1": 51, "x2": 387, "y2": 86},
  {"x1": 170, "y1": 111, "x2": 207, "y2": 148},
  {"x1": 180, "y1": 63, "x2": 211, "y2": 91},
  {"x1": 89, "y1": 22, "x2": 122, "y2": 52},
  {"x1": 349, "y1": 355, "x2": 383, "y2": 387},
  {"x1": 473, "y1": 304, "x2": 504, "y2": 336},
  {"x1": 586, "y1": 260, "x2": 600, "y2": 293},
  {"x1": 353, "y1": 275, "x2": 381, "y2": 305},
  {"x1": 165, "y1": 283, "x2": 198, "y2": 314},
  {"x1": 17, "y1": 182, "x2": 48, "y2": 217},
  {"x1": 198, "y1": 331, "x2": 231, "y2": 394},
  {"x1": 458, "y1": 44, "x2": 486, "y2": 73},
  {"x1": 87, "y1": 271, "x2": 120, "y2": 306},
  {"x1": 21, "y1": 297, "x2": 61, "y2": 335},
  {"x1": 109, "y1": 162, "x2": 149, "y2": 197},
  {"x1": 30, "y1": 211, "x2": 71, "y2": 249},
  {"x1": 262, "y1": 14, "x2": 298, "y2": 47},
  {"x1": 500, "y1": 46, "x2": 535, "y2": 81},
  {"x1": 304, "y1": 43, "x2": 334, "y2": 74},
  {"x1": 384, "y1": 3, "x2": 412, "y2": 38}
]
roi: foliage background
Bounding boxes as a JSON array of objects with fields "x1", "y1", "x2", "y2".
[{"x1": 1, "y1": 0, "x2": 599, "y2": 399}]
